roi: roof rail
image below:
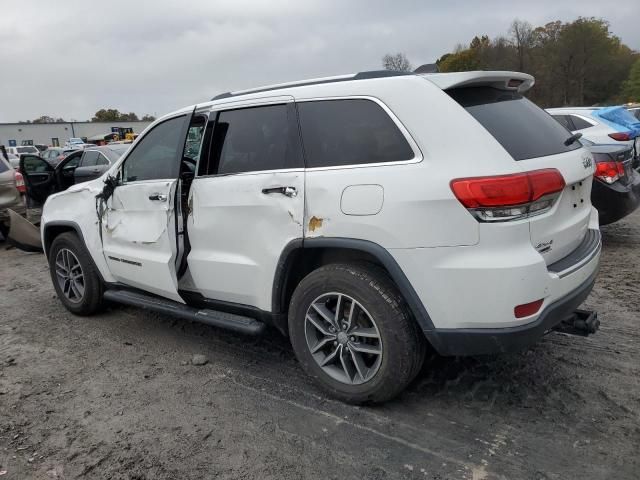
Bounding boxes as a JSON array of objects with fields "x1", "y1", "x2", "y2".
[{"x1": 211, "y1": 70, "x2": 414, "y2": 101}]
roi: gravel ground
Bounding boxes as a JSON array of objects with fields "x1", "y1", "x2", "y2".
[{"x1": 0, "y1": 212, "x2": 639, "y2": 480}]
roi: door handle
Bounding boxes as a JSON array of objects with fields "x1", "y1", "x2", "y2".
[
  {"x1": 261, "y1": 186, "x2": 298, "y2": 198},
  {"x1": 149, "y1": 193, "x2": 168, "y2": 202}
]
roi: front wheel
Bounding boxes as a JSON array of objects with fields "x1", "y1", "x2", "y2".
[
  {"x1": 49, "y1": 232, "x2": 104, "y2": 315},
  {"x1": 288, "y1": 263, "x2": 426, "y2": 404}
]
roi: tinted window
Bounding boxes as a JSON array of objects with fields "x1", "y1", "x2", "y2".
[
  {"x1": 80, "y1": 150, "x2": 101, "y2": 166},
  {"x1": 96, "y1": 154, "x2": 110, "y2": 166},
  {"x1": 552, "y1": 115, "x2": 572, "y2": 130},
  {"x1": 569, "y1": 115, "x2": 593, "y2": 130},
  {"x1": 207, "y1": 104, "x2": 300, "y2": 175},
  {"x1": 0, "y1": 157, "x2": 8, "y2": 173},
  {"x1": 123, "y1": 116, "x2": 186, "y2": 182},
  {"x1": 297, "y1": 99, "x2": 414, "y2": 168},
  {"x1": 448, "y1": 87, "x2": 580, "y2": 160}
]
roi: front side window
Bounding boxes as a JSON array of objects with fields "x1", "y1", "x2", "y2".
[
  {"x1": 205, "y1": 104, "x2": 300, "y2": 176},
  {"x1": 297, "y1": 99, "x2": 414, "y2": 168},
  {"x1": 122, "y1": 115, "x2": 186, "y2": 182}
]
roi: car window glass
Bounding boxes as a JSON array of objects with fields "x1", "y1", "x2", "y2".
[
  {"x1": 297, "y1": 99, "x2": 414, "y2": 168},
  {"x1": 123, "y1": 115, "x2": 186, "y2": 182},
  {"x1": 0, "y1": 158, "x2": 8, "y2": 173},
  {"x1": 22, "y1": 156, "x2": 50, "y2": 173},
  {"x1": 569, "y1": 115, "x2": 593, "y2": 130},
  {"x1": 552, "y1": 115, "x2": 573, "y2": 130},
  {"x1": 96, "y1": 154, "x2": 110, "y2": 166},
  {"x1": 448, "y1": 87, "x2": 581, "y2": 160},
  {"x1": 64, "y1": 155, "x2": 81, "y2": 169},
  {"x1": 206, "y1": 104, "x2": 300, "y2": 175},
  {"x1": 80, "y1": 150, "x2": 101, "y2": 167}
]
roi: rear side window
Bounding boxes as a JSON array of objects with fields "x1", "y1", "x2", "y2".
[
  {"x1": 569, "y1": 115, "x2": 593, "y2": 130},
  {"x1": 552, "y1": 115, "x2": 572, "y2": 130},
  {"x1": 448, "y1": 87, "x2": 580, "y2": 160},
  {"x1": 297, "y1": 99, "x2": 414, "y2": 168},
  {"x1": 206, "y1": 104, "x2": 301, "y2": 175},
  {"x1": 80, "y1": 150, "x2": 101, "y2": 166}
]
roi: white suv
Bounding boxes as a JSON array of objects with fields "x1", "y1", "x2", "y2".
[{"x1": 35, "y1": 70, "x2": 601, "y2": 403}]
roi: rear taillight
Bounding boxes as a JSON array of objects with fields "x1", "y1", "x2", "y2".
[
  {"x1": 594, "y1": 161, "x2": 625, "y2": 184},
  {"x1": 608, "y1": 132, "x2": 632, "y2": 141},
  {"x1": 15, "y1": 171, "x2": 25, "y2": 193},
  {"x1": 450, "y1": 169, "x2": 565, "y2": 222}
]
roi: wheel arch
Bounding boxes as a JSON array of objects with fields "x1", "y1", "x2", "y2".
[
  {"x1": 272, "y1": 237, "x2": 436, "y2": 334},
  {"x1": 43, "y1": 221, "x2": 87, "y2": 258}
]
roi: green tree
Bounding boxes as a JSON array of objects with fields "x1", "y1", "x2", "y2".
[
  {"x1": 622, "y1": 59, "x2": 640, "y2": 102},
  {"x1": 141, "y1": 114, "x2": 156, "y2": 121},
  {"x1": 92, "y1": 109, "x2": 122, "y2": 122}
]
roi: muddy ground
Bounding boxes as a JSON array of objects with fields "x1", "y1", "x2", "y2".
[{"x1": 0, "y1": 212, "x2": 639, "y2": 480}]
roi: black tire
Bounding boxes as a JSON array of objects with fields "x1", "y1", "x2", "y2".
[
  {"x1": 288, "y1": 263, "x2": 426, "y2": 404},
  {"x1": 48, "y1": 232, "x2": 104, "y2": 315}
]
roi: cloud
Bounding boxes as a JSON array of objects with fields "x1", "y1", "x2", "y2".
[{"x1": 1, "y1": 0, "x2": 638, "y2": 121}]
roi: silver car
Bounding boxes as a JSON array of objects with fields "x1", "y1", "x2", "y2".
[{"x1": 0, "y1": 155, "x2": 25, "y2": 238}]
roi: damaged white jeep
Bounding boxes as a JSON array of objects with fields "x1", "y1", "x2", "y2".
[{"x1": 22, "y1": 71, "x2": 601, "y2": 403}]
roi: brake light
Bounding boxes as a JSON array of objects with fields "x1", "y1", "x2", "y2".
[
  {"x1": 608, "y1": 132, "x2": 632, "y2": 141},
  {"x1": 594, "y1": 161, "x2": 625, "y2": 184},
  {"x1": 14, "y1": 171, "x2": 25, "y2": 193},
  {"x1": 450, "y1": 169, "x2": 565, "y2": 222},
  {"x1": 514, "y1": 299, "x2": 544, "y2": 318}
]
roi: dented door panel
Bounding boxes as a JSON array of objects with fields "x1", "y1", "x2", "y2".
[
  {"x1": 101, "y1": 180, "x2": 183, "y2": 303},
  {"x1": 186, "y1": 170, "x2": 304, "y2": 310}
]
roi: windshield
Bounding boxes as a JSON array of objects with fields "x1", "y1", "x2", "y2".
[{"x1": 448, "y1": 86, "x2": 581, "y2": 160}]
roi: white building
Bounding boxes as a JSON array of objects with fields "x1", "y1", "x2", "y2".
[{"x1": 0, "y1": 121, "x2": 153, "y2": 147}]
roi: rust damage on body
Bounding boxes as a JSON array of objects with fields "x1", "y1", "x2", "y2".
[{"x1": 308, "y1": 216, "x2": 323, "y2": 232}]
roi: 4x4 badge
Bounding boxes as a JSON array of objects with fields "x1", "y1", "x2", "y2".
[{"x1": 582, "y1": 157, "x2": 593, "y2": 169}]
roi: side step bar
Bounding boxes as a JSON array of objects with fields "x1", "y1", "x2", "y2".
[{"x1": 103, "y1": 289, "x2": 266, "y2": 335}]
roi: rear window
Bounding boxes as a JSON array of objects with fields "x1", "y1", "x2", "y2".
[
  {"x1": 297, "y1": 99, "x2": 414, "y2": 168},
  {"x1": 448, "y1": 87, "x2": 580, "y2": 160},
  {"x1": 17, "y1": 146, "x2": 36, "y2": 154},
  {"x1": 569, "y1": 115, "x2": 593, "y2": 130}
]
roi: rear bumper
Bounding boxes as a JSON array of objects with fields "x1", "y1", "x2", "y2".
[
  {"x1": 425, "y1": 268, "x2": 597, "y2": 356},
  {"x1": 592, "y1": 177, "x2": 640, "y2": 225}
]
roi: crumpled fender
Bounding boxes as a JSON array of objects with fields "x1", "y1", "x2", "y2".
[{"x1": 6, "y1": 209, "x2": 43, "y2": 252}]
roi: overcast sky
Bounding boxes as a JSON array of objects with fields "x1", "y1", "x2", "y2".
[{"x1": 1, "y1": 0, "x2": 638, "y2": 122}]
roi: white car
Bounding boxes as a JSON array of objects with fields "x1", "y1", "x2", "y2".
[
  {"x1": 27, "y1": 70, "x2": 601, "y2": 403},
  {"x1": 547, "y1": 107, "x2": 639, "y2": 158},
  {"x1": 64, "y1": 138, "x2": 85, "y2": 149},
  {"x1": 6, "y1": 145, "x2": 40, "y2": 157}
]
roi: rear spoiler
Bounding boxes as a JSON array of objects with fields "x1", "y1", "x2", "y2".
[{"x1": 421, "y1": 71, "x2": 534, "y2": 94}]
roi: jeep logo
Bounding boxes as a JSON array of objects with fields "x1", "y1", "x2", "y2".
[{"x1": 582, "y1": 156, "x2": 593, "y2": 169}]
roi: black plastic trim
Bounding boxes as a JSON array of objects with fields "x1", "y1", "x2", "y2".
[
  {"x1": 104, "y1": 288, "x2": 265, "y2": 335},
  {"x1": 274, "y1": 237, "x2": 436, "y2": 333},
  {"x1": 429, "y1": 269, "x2": 598, "y2": 356},
  {"x1": 547, "y1": 229, "x2": 600, "y2": 277},
  {"x1": 211, "y1": 71, "x2": 415, "y2": 101}
]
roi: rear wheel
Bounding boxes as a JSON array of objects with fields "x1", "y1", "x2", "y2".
[
  {"x1": 49, "y1": 232, "x2": 104, "y2": 315},
  {"x1": 288, "y1": 263, "x2": 426, "y2": 404}
]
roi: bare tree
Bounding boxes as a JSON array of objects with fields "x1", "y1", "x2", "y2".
[
  {"x1": 382, "y1": 53, "x2": 412, "y2": 72},
  {"x1": 510, "y1": 19, "x2": 535, "y2": 71}
]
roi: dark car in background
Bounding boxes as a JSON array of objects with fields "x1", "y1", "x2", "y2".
[
  {"x1": 40, "y1": 147, "x2": 78, "y2": 166},
  {"x1": 19, "y1": 144, "x2": 129, "y2": 211},
  {"x1": 582, "y1": 139, "x2": 640, "y2": 225}
]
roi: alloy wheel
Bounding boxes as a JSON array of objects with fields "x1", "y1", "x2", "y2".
[
  {"x1": 304, "y1": 292, "x2": 383, "y2": 385},
  {"x1": 54, "y1": 248, "x2": 85, "y2": 303}
]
